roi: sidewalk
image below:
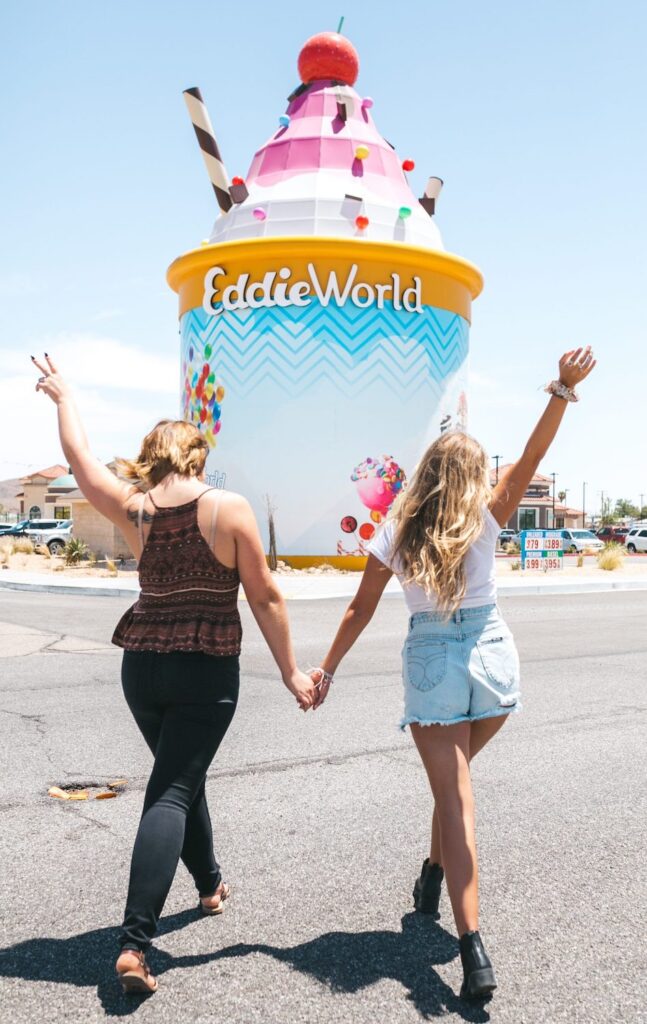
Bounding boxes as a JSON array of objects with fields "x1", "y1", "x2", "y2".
[{"x1": 1, "y1": 567, "x2": 647, "y2": 600}]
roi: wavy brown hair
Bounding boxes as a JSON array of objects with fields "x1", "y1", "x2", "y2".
[
  {"x1": 114, "y1": 420, "x2": 209, "y2": 489},
  {"x1": 390, "y1": 432, "x2": 492, "y2": 616}
]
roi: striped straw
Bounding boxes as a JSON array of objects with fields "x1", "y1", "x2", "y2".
[{"x1": 182, "y1": 87, "x2": 232, "y2": 213}]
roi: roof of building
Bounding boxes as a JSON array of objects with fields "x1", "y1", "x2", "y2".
[
  {"x1": 20, "y1": 463, "x2": 68, "y2": 483},
  {"x1": 48, "y1": 474, "x2": 77, "y2": 489},
  {"x1": 491, "y1": 465, "x2": 553, "y2": 485}
]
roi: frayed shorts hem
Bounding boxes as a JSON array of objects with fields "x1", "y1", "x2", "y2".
[{"x1": 399, "y1": 701, "x2": 522, "y2": 731}]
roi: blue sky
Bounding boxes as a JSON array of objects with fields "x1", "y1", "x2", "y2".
[{"x1": 1, "y1": 0, "x2": 646, "y2": 514}]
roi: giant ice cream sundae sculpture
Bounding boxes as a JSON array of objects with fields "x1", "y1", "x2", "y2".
[{"x1": 168, "y1": 30, "x2": 483, "y2": 565}]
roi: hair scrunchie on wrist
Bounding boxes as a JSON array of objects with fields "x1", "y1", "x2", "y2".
[{"x1": 544, "y1": 379, "x2": 579, "y2": 402}]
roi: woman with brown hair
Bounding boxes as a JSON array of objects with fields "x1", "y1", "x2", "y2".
[
  {"x1": 309, "y1": 347, "x2": 596, "y2": 1000},
  {"x1": 31, "y1": 353, "x2": 316, "y2": 995}
]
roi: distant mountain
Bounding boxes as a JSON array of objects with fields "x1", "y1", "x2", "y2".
[{"x1": 0, "y1": 478, "x2": 21, "y2": 512}]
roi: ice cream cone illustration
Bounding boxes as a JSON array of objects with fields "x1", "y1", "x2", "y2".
[{"x1": 168, "y1": 30, "x2": 482, "y2": 566}]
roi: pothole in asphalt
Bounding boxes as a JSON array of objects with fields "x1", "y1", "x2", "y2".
[{"x1": 47, "y1": 779, "x2": 127, "y2": 802}]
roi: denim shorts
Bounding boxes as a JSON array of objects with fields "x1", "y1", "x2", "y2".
[{"x1": 400, "y1": 603, "x2": 522, "y2": 729}]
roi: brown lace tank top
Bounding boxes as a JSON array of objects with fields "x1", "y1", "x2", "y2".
[{"x1": 112, "y1": 488, "x2": 242, "y2": 657}]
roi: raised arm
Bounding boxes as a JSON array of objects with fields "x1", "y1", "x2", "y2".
[
  {"x1": 31, "y1": 354, "x2": 135, "y2": 522},
  {"x1": 231, "y1": 494, "x2": 316, "y2": 710},
  {"x1": 489, "y1": 347, "x2": 596, "y2": 528}
]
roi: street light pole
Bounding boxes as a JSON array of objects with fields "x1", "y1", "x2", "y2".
[
  {"x1": 493, "y1": 455, "x2": 502, "y2": 484},
  {"x1": 551, "y1": 472, "x2": 557, "y2": 528},
  {"x1": 582, "y1": 482, "x2": 587, "y2": 528}
]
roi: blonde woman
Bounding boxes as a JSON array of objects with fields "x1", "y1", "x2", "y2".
[
  {"x1": 31, "y1": 354, "x2": 316, "y2": 995},
  {"x1": 310, "y1": 348, "x2": 596, "y2": 1000}
]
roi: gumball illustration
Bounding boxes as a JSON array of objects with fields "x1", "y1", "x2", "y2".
[
  {"x1": 182, "y1": 346, "x2": 227, "y2": 448},
  {"x1": 341, "y1": 515, "x2": 358, "y2": 534},
  {"x1": 359, "y1": 522, "x2": 375, "y2": 541}
]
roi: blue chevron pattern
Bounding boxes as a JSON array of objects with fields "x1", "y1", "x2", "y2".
[{"x1": 181, "y1": 300, "x2": 468, "y2": 399}]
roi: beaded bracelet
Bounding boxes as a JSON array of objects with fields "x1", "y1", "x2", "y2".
[
  {"x1": 544, "y1": 379, "x2": 579, "y2": 403},
  {"x1": 309, "y1": 666, "x2": 334, "y2": 688}
]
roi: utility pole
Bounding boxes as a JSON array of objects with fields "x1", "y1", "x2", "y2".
[
  {"x1": 493, "y1": 455, "x2": 502, "y2": 484},
  {"x1": 582, "y1": 482, "x2": 587, "y2": 528},
  {"x1": 640, "y1": 493, "x2": 644, "y2": 519},
  {"x1": 551, "y1": 472, "x2": 557, "y2": 528}
]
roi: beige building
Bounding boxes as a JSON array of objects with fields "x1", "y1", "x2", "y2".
[
  {"x1": 17, "y1": 463, "x2": 132, "y2": 559},
  {"x1": 67, "y1": 488, "x2": 132, "y2": 560},
  {"x1": 16, "y1": 464, "x2": 68, "y2": 519},
  {"x1": 491, "y1": 467, "x2": 584, "y2": 530}
]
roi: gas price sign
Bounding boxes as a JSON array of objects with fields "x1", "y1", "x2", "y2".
[{"x1": 520, "y1": 530, "x2": 564, "y2": 571}]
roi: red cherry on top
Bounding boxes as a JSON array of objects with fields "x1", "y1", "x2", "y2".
[
  {"x1": 232, "y1": 176, "x2": 245, "y2": 185},
  {"x1": 402, "y1": 159, "x2": 415, "y2": 172},
  {"x1": 298, "y1": 32, "x2": 359, "y2": 85}
]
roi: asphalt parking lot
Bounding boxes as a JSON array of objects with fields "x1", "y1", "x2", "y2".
[{"x1": 0, "y1": 589, "x2": 646, "y2": 1023}]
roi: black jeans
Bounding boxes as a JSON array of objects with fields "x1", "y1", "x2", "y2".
[{"x1": 119, "y1": 650, "x2": 239, "y2": 952}]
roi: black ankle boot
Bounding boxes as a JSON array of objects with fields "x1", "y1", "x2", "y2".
[
  {"x1": 459, "y1": 930, "x2": 497, "y2": 999},
  {"x1": 412, "y1": 859, "x2": 444, "y2": 915}
]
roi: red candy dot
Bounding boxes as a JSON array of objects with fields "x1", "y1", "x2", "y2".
[
  {"x1": 359, "y1": 522, "x2": 375, "y2": 541},
  {"x1": 402, "y1": 159, "x2": 415, "y2": 172},
  {"x1": 232, "y1": 176, "x2": 244, "y2": 185},
  {"x1": 355, "y1": 215, "x2": 369, "y2": 230}
]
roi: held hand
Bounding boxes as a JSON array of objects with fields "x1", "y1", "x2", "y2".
[
  {"x1": 31, "y1": 353, "x2": 71, "y2": 405},
  {"x1": 558, "y1": 346, "x2": 596, "y2": 390},
  {"x1": 284, "y1": 668, "x2": 316, "y2": 712},
  {"x1": 310, "y1": 667, "x2": 333, "y2": 711}
]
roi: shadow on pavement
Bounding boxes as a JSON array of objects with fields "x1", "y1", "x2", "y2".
[
  {"x1": 0, "y1": 909, "x2": 490, "y2": 1020},
  {"x1": 217, "y1": 912, "x2": 491, "y2": 1021}
]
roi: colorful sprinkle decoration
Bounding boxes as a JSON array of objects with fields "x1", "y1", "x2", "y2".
[
  {"x1": 355, "y1": 215, "x2": 369, "y2": 230},
  {"x1": 355, "y1": 144, "x2": 370, "y2": 160},
  {"x1": 399, "y1": 206, "x2": 412, "y2": 219},
  {"x1": 278, "y1": 114, "x2": 290, "y2": 127},
  {"x1": 182, "y1": 344, "x2": 226, "y2": 449},
  {"x1": 361, "y1": 97, "x2": 374, "y2": 109},
  {"x1": 402, "y1": 158, "x2": 415, "y2": 172},
  {"x1": 253, "y1": 207, "x2": 267, "y2": 221}
]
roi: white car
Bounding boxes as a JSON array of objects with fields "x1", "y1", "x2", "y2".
[
  {"x1": 625, "y1": 526, "x2": 647, "y2": 553},
  {"x1": 24, "y1": 519, "x2": 73, "y2": 555},
  {"x1": 498, "y1": 529, "x2": 518, "y2": 548},
  {"x1": 561, "y1": 529, "x2": 604, "y2": 553}
]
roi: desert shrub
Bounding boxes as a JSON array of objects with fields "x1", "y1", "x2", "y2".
[
  {"x1": 12, "y1": 538, "x2": 34, "y2": 554},
  {"x1": 36, "y1": 544, "x2": 52, "y2": 558},
  {"x1": 510, "y1": 560, "x2": 521, "y2": 571},
  {"x1": 597, "y1": 543, "x2": 626, "y2": 572},
  {"x1": 63, "y1": 537, "x2": 89, "y2": 565},
  {"x1": 506, "y1": 541, "x2": 520, "y2": 555},
  {"x1": 105, "y1": 556, "x2": 118, "y2": 576},
  {"x1": 576, "y1": 554, "x2": 584, "y2": 568}
]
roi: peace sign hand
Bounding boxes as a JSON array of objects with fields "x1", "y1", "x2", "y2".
[{"x1": 31, "y1": 353, "x2": 71, "y2": 405}]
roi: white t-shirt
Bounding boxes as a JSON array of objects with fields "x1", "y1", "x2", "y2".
[{"x1": 368, "y1": 507, "x2": 500, "y2": 613}]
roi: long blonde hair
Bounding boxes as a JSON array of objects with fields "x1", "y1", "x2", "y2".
[
  {"x1": 115, "y1": 420, "x2": 209, "y2": 490},
  {"x1": 390, "y1": 432, "x2": 492, "y2": 616}
]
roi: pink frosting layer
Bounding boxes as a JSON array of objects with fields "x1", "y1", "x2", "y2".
[{"x1": 246, "y1": 81, "x2": 416, "y2": 205}]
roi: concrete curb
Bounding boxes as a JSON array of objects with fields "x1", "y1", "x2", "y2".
[{"x1": 2, "y1": 570, "x2": 647, "y2": 601}]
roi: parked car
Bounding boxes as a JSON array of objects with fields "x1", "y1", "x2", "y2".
[
  {"x1": 0, "y1": 521, "x2": 27, "y2": 536},
  {"x1": 13, "y1": 519, "x2": 73, "y2": 555},
  {"x1": 596, "y1": 527, "x2": 628, "y2": 545},
  {"x1": 498, "y1": 529, "x2": 518, "y2": 549},
  {"x1": 561, "y1": 529, "x2": 604, "y2": 553},
  {"x1": 625, "y1": 526, "x2": 647, "y2": 554}
]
